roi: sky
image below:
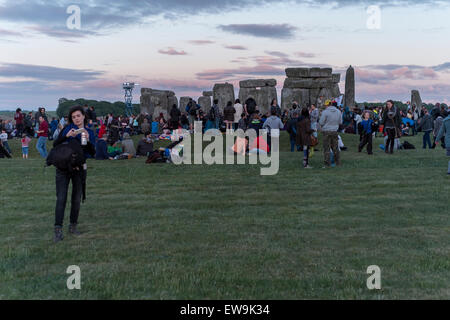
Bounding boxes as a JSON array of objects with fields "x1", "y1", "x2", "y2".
[{"x1": 0, "y1": 0, "x2": 449, "y2": 110}]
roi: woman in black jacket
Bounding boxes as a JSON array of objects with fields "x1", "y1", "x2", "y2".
[
  {"x1": 382, "y1": 100, "x2": 402, "y2": 154},
  {"x1": 52, "y1": 106, "x2": 95, "y2": 243}
]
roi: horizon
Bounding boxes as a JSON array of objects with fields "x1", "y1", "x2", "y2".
[{"x1": 1, "y1": 0, "x2": 449, "y2": 110}]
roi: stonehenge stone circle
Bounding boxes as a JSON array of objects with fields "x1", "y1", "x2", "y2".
[
  {"x1": 238, "y1": 79, "x2": 277, "y2": 115},
  {"x1": 281, "y1": 67, "x2": 341, "y2": 111},
  {"x1": 198, "y1": 91, "x2": 212, "y2": 111}
]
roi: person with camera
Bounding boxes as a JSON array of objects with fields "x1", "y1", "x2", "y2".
[{"x1": 52, "y1": 106, "x2": 95, "y2": 243}]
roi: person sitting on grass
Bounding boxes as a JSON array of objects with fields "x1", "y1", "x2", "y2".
[
  {"x1": 96, "y1": 133, "x2": 113, "y2": 160},
  {"x1": 107, "y1": 141, "x2": 122, "y2": 158},
  {"x1": 136, "y1": 132, "x2": 154, "y2": 157},
  {"x1": 120, "y1": 132, "x2": 136, "y2": 158}
]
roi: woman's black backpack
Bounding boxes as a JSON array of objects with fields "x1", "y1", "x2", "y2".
[{"x1": 46, "y1": 139, "x2": 85, "y2": 172}]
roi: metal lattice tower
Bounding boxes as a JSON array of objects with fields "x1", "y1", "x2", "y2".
[{"x1": 122, "y1": 82, "x2": 138, "y2": 116}]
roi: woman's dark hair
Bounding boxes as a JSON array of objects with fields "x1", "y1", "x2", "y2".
[
  {"x1": 68, "y1": 105, "x2": 87, "y2": 125},
  {"x1": 16, "y1": 108, "x2": 22, "y2": 113},
  {"x1": 271, "y1": 98, "x2": 277, "y2": 105},
  {"x1": 226, "y1": 101, "x2": 232, "y2": 107},
  {"x1": 301, "y1": 107, "x2": 310, "y2": 118},
  {"x1": 387, "y1": 100, "x2": 395, "y2": 107},
  {"x1": 235, "y1": 99, "x2": 240, "y2": 104}
]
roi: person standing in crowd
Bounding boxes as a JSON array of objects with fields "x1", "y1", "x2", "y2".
[
  {"x1": 296, "y1": 108, "x2": 314, "y2": 168},
  {"x1": 411, "y1": 105, "x2": 419, "y2": 136},
  {"x1": 52, "y1": 106, "x2": 96, "y2": 242},
  {"x1": 417, "y1": 108, "x2": 433, "y2": 149},
  {"x1": 35, "y1": 116, "x2": 49, "y2": 158},
  {"x1": 319, "y1": 101, "x2": 342, "y2": 167},
  {"x1": 34, "y1": 107, "x2": 48, "y2": 126},
  {"x1": 358, "y1": 111, "x2": 375, "y2": 155},
  {"x1": 432, "y1": 114, "x2": 445, "y2": 149},
  {"x1": 233, "y1": 99, "x2": 243, "y2": 130},
  {"x1": 90, "y1": 106, "x2": 97, "y2": 125},
  {"x1": 21, "y1": 133, "x2": 31, "y2": 159},
  {"x1": 270, "y1": 98, "x2": 281, "y2": 118},
  {"x1": 262, "y1": 106, "x2": 284, "y2": 152},
  {"x1": 0, "y1": 139, "x2": 11, "y2": 158},
  {"x1": 223, "y1": 101, "x2": 236, "y2": 134},
  {"x1": 49, "y1": 117, "x2": 58, "y2": 141},
  {"x1": 209, "y1": 99, "x2": 221, "y2": 130},
  {"x1": 0, "y1": 129, "x2": 11, "y2": 154},
  {"x1": 169, "y1": 104, "x2": 181, "y2": 130},
  {"x1": 141, "y1": 118, "x2": 151, "y2": 134},
  {"x1": 14, "y1": 108, "x2": 24, "y2": 138},
  {"x1": 435, "y1": 112, "x2": 450, "y2": 175},
  {"x1": 309, "y1": 104, "x2": 319, "y2": 138},
  {"x1": 286, "y1": 111, "x2": 300, "y2": 152},
  {"x1": 382, "y1": 100, "x2": 402, "y2": 154},
  {"x1": 288, "y1": 102, "x2": 299, "y2": 120}
]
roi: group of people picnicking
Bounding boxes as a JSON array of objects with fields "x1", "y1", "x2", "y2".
[{"x1": 2, "y1": 99, "x2": 449, "y2": 243}]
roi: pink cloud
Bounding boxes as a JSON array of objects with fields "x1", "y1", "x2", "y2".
[
  {"x1": 158, "y1": 47, "x2": 187, "y2": 55},
  {"x1": 188, "y1": 40, "x2": 215, "y2": 45},
  {"x1": 224, "y1": 45, "x2": 248, "y2": 50}
]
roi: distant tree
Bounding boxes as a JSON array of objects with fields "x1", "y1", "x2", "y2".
[{"x1": 57, "y1": 99, "x2": 140, "y2": 118}]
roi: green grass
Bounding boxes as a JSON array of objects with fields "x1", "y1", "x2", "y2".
[{"x1": 0, "y1": 132, "x2": 449, "y2": 299}]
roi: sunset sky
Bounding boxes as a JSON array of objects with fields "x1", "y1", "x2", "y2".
[{"x1": 0, "y1": 0, "x2": 449, "y2": 110}]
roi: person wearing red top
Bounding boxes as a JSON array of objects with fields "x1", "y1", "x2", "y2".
[
  {"x1": 36, "y1": 116, "x2": 49, "y2": 158},
  {"x1": 14, "y1": 108, "x2": 24, "y2": 137}
]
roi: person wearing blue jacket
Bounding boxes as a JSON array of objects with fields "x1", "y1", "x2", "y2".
[{"x1": 52, "y1": 106, "x2": 96, "y2": 243}]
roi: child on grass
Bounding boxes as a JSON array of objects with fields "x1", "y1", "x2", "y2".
[
  {"x1": 21, "y1": 134, "x2": 31, "y2": 159},
  {"x1": 358, "y1": 111, "x2": 376, "y2": 155}
]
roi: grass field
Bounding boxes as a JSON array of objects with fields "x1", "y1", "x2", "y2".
[{"x1": 0, "y1": 132, "x2": 449, "y2": 299}]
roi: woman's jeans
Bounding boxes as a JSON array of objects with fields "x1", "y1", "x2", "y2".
[
  {"x1": 423, "y1": 131, "x2": 432, "y2": 149},
  {"x1": 290, "y1": 138, "x2": 300, "y2": 152},
  {"x1": 55, "y1": 169, "x2": 83, "y2": 227},
  {"x1": 36, "y1": 136, "x2": 48, "y2": 158}
]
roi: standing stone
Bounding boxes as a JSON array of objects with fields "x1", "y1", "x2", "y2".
[
  {"x1": 344, "y1": 65, "x2": 355, "y2": 108},
  {"x1": 203, "y1": 91, "x2": 213, "y2": 97},
  {"x1": 331, "y1": 84, "x2": 341, "y2": 98},
  {"x1": 198, "y1": 96, "x2": 212, "y2": 112},
  {"x1": 309, "y1": 88, "x2": 320, "y2": 108},
  {"x1": 411, "y1": 90, "x2": 422, "y2": 109},
  {"x1": 213, "y1": 83, "x2": 235, "y2": 112},
  {"x1": 281, "y1": 88, "x2": 309, "y2": 110},
  {"x1": 140, "y1": 88, "x2": 178, "y2": 118},
  {"x1": 238, "y1": 79, "x2": 277, "y2": 115},
  {"x1": 179, "y1": 97, "x2": 191, "y2": 112}
]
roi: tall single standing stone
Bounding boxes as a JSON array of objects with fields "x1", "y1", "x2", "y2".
[
  {"x1": 411, "y1": 90, "x2": 422, "y2": 109},
  {"x1": 344, "y1": 65, "x2": 355, "y2": 109}
]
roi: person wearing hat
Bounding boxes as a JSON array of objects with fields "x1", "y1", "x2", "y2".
[{"x1": 319, "y1": 101, "x2": 343, "y2": 168}]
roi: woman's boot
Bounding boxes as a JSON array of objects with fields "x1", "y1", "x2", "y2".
[
  {"x1": 69, "y1": 223, "x2": 81, "y2": 236},
  {"x1": 54, "y1": 226, "x2": 64, "y2": 243}
]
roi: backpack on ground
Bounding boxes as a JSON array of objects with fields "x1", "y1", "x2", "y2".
[{"x1": 401, "y1": 141, "x2": 415, "y2": 150}]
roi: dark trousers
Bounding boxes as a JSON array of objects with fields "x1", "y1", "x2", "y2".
[
  {"x1": 359, "y1": 133, "x2": 373, "y2": 154},
  {"x1": 385, "y1": 128, "x2": 396, "y2": 153},
  {"x1": 423, "y1": 131, "x2": 432, "y2": 149},
  {"x1": 55, "y1": 169, "x2": 83, "y2": 227}
]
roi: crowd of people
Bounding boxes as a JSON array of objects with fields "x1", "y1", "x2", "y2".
[
  {"x1": 1, "y1": 99, "x2": 449, "y2": 169},
  {"x1": 2, "y1": 99, "x2": 449, "y2": 243}
]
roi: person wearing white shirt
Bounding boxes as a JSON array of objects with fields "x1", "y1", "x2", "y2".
[{"x1": 233, "y1": 99, "x2": 243, "y2": 130}]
